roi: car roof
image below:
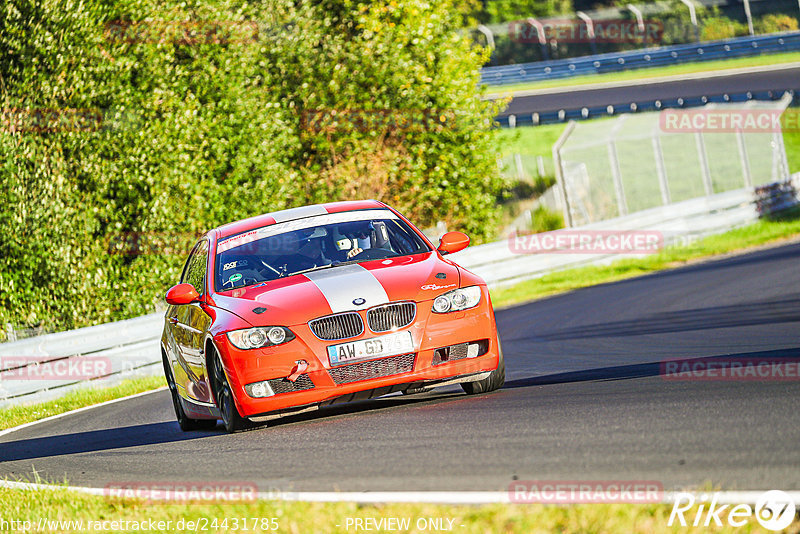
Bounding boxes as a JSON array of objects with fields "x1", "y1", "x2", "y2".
[{"x1": 214, "y1": 200, "x2": 389, "y2": 240}]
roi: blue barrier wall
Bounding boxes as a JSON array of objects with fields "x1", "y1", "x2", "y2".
[
  {"x1": 497, "y1": 90, "x2": 797, "y2": 127},
  {"x1": 481, "y1": 32, "x2": 800, "y2": 87}
]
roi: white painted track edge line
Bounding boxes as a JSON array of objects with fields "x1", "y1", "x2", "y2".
[
  {"x1": 0, "y1": 387, "x2": 168, "y2": 439},
  {"x1": 1, "y1": 480, "x2": 798, "y2": 505}
]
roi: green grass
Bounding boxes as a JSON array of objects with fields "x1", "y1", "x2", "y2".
[
  {"x1": 490, "y1": 208, "x2": 800, "y2": 309},
  {"x1": 0, "y1": 484, "x2": 793, "y2": 533},
  {"x1": 530, "y1": 205, "x2": 564, "y2": 232},
  {"x1": 494, "y1": 122, "x2": 568, "y2": 159},
  {"x1": 0, "y1": 376, "x2": 166, "y2": 430},
  {"x1": 487, "y1": 51, "x2": 800, "y2": 95},
  {"x1": 785, "y1": 126, "x2": 800, "y2": 174}
]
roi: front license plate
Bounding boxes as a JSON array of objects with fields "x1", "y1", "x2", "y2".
[{"x1": 327, "y1": 331, "x2": 414, "y2": 366}]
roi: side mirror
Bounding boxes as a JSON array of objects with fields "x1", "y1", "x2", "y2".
[
  {"x1": 437, "y1": 231, "x2": 470, "y2": 255},
  {"x1": 165, "y1": 283, "x2": 200, "y2": 305}
]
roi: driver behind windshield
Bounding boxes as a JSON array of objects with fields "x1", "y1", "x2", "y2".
[
  {"x1": 279, "y1": 228, "x2": 331, "y2": 274},
  {"x1": 333, "y1": 222, "x2": 374, "y2": 259}
]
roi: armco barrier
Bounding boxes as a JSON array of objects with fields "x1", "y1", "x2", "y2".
[
  {"x1": 0, "y1": 184, "x2": 791, "y2": 407},
  {"x1": 0, "y1": 314, "x2": 163, "y2": 407},
  {"x1": 497, "y1": 89, "x2": 794, "y2": 127},
  {"x1": 449, "y1": 187, "x2": 760, "y2": 288},
  {"x1": 481, "y1": 32, "x2": 800, "y2": 86}
]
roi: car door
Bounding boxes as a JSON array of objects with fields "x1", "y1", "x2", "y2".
[{"x1": 171, "y1": 239, "x2": 214, "y2": 403}]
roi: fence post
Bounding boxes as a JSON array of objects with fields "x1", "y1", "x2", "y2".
[
  {"x1": 695, "y1": 132, "x2": 714, "y2": 196},
  {"x1": 736, "y1": 130, "x2": 753, "y2": 188},
  {"x1": 4, "y1": 324, "x2": 15, "y2": 343},
  {"x1": 476, "y1": 24, "x2": 495, "y2": 64},
  {"x1": 772, "y1": 130, "x2": 790, "y2": 181},
  {"x1": 514, "y1": 153, "x2": 526, "y2": 180},
  {"x1": 743, "y1": 0, "x2": 755, "y2": 36},
  {"x1": 552, "y1": 121, "x2": 577, "y2": 227},
  {"x1": 608, "y1": 141, "x2": 629, "y2": 216},
  {"x1": 652, "y1": 134, "x2": 671, "y2": 205}
]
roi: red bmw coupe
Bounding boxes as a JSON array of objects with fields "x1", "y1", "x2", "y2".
[{"x1": 161, "y1": 200, "x2": 504, "y2": 432}]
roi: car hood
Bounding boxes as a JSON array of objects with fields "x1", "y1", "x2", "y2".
[{"x1": 211, "y1": 252, "x2": 463, "y2": 326}]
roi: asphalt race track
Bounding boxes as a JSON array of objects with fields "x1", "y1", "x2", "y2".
[
  {"x1": 498, "y1": 65, "x2": 800, "y2": 118},
  {"x1": 1, "y1": 242, "x2": 799, "y2": 493}
]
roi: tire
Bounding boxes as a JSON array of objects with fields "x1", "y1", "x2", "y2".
[
  {"x1": 461, "y1": 340, "x2": 505, "y2": 395},
  {"x1": 162, "y1": 355, "x2": 217, "y2": 431},
  {"x1": 210, "y1": 347, "x2": 253, "y2": 433}
]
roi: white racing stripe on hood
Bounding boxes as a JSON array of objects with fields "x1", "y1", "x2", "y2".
[{"x1": 304, "y1": 264, "x2": 389, "y2": 313}]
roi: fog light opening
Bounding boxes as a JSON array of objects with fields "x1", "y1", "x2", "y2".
[{"x1": 245, "y1": 380, "x2": 276, "y2": 398}]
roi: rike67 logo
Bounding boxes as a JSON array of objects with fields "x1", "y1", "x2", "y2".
[{"x1": 669, "y1": 490, "x2": 796, "y2": 531}]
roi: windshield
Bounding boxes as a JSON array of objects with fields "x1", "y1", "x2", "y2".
[{"x1": 214, "y1": 209, "x2": 430, "y2": 291}]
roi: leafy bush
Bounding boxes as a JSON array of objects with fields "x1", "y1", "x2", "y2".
[
  {"x1": 0, "y1": 0, "x2": 506, "y2": 337},
  {"x1": 700, "y1": 16, "x2": 749, "y2": 41},
  {"x1": 755, "y1": 14, "x2": 799, "y2": 34},
  {"x1": 530, "y1": 205, "x2": 564, "y2": 233}
]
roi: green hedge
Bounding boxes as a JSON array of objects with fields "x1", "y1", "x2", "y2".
[{"x1": 0, "y1": 0, "x2": 506, "y2": 338}]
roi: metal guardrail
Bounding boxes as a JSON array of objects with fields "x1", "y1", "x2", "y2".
[
  {"x1": 498, "y1": 89, "x2": 795, "y2": 127},
  {"x1": 450, "y1": 188, "x2": 768, "y2": 288},
  {"x1": 0, "y1": 314, "x2": 163, "y2": 407},
  {"x1": 2, "y1": 182, "x2": 796, "y2": 406},
  {"x1": 481, "y1": 32, "x2": 800, "y2": 86}
]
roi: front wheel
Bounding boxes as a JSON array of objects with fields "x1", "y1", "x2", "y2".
[
  {"x1": 461, "y1": 340, "x2": 505, "y2": 395},
  {"x1": 163, "y1": 355, "x2": 217, "y2": 431},
  {"x1": 211, "y1": 347, "x2": 253, "y2": 433}
]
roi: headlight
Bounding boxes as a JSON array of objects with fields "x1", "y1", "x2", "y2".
[
  {"x1": 431, "y1": 286, "x2": 481, "y2": 313},
  {"x1": 226, "y1": 327, "x2": 295, "y2": 349}
]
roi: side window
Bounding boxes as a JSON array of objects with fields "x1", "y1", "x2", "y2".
[{"x1": 181, "y1": 240, "x2": 209, "y2": 294}]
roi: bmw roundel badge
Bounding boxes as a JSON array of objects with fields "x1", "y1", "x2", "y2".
[{"x1": 352, "y1": 297, "x2": 366, "y2": 305}]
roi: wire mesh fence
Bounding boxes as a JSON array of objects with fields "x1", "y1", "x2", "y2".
[{"x1": 554, "y1": 95, "x2": 793, "y2": 227}]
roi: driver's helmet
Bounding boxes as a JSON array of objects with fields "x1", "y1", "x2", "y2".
[{"x1": 333, "y1": 221, "x2": 373, "y2": 253}]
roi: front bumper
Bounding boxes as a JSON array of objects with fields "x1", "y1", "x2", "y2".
[{"x1": 215, "y1": 288, "x2": 500, "y2": 418}]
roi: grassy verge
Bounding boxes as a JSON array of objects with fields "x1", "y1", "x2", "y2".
[
  {"x1": 0, "y1": 376, "x2": 165, "y2": 431},
  {"x1": 785, "y1": 126, "x2": 800, "y2": 175},
  {"x1": 0, "y1": 485, "x2": 793, "y2": 533},
  {"x1": 490, "y1": 208, "x2": 800, "y2": 309},
  {"x1": 494, "y1": 122, "x2": 569, "y2": 159},
  {"x1": 487, "y1": 51, "x2": 800, "y2": 95}
]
